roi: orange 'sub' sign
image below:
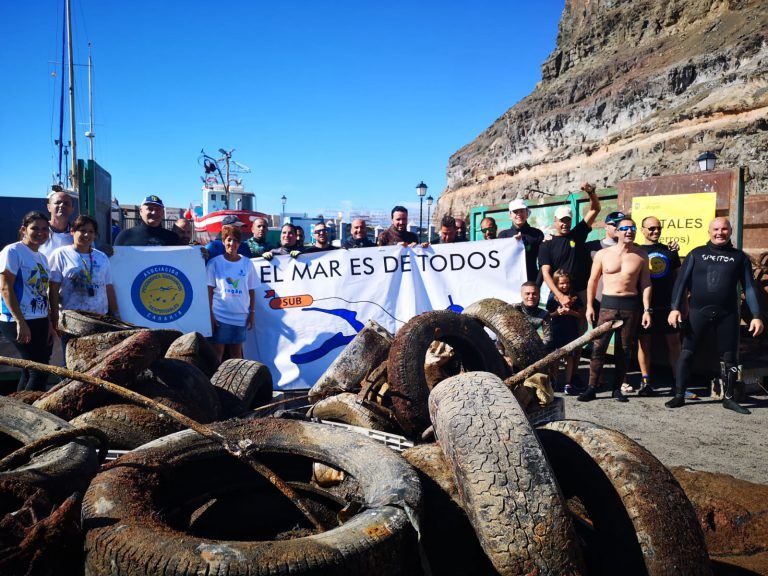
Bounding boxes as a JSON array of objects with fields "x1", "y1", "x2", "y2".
[{"x1": 269, "y1": 294, "x2": 314, "y2": 310}]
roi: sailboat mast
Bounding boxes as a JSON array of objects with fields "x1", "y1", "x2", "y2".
[
  {"x1": 66, "y1": 0, "x2": 78, "y2": 193},
  {"x1": 86, "y1": 43, "x2": 95, "y2": 161}
]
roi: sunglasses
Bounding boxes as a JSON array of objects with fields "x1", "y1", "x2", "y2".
[
  {"x1": 314, "y1": 229, "x2": 327, "y2": 234},
  {"x1": 618, "y1": 225, "x2": 637, "y2": 232},
  {"x1": 481, "y1": 227, "x2": 497, "y2": 233},
  {"x1": 644, "y1": 226, "x2": 661, "y2": 232}
]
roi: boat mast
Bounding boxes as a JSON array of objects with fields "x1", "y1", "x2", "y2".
[
  {"x1": 66, "y1": 0, "x2": 78, "y2": 193},
  {"x1": 85, "y1": 42, "x2": 95, "y2": 161}
]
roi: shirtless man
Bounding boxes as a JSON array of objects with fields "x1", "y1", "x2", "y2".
[{"x1": 578, "y1": 218, "x2": 652, "y2": 402}]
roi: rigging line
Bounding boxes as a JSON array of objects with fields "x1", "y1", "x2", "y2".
[{"x1": 57, "y1": 5, "x2": 66, "y2": 184}]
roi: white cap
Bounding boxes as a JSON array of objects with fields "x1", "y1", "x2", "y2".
[
  {"x1": 554, "y1": 205, "x2": 573, "y2": 220},
  {"x1": 508, "y1": 198, "x2": 528, "y2": 212}
]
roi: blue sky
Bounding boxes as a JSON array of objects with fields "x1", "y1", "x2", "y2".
[{"x1": 0, "y1": 1, "x2": 564, "y2": 219}]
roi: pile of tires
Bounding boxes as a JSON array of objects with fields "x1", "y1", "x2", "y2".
[{"x1": 304, "y1": 305, "x2": 554, "y2": 440}]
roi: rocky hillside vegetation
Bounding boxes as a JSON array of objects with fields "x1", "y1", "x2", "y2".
[{"x1": 440, "y1": 0, "x2": 768, "y2": 218}]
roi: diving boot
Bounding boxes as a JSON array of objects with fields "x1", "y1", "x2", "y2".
[
  {"x1": 665, "y1": 395, "x2": 685, "y2": 408},
  {"x1": 577, "y1": 388, "x2": 597, "y2": 402},
  {"x1": 637, "y1": 377, "x2": 657, "y2": 397},
  {"x1": 612, "y1": 388, "x2": 629, "y2": 402},
  {"x1": 723, "y1": 363, "x2": 750, "y2": 415}
]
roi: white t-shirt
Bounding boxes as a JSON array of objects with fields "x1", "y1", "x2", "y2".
[
  {"x1": 0, "y1": 242, "x2": 51, "y2": 322},
  {"x1": 49, "y1": 245, "x2": 112, "y2": 314},
  {"x1": 39, "y1": 226, "x2": 74, "y2": 260},
  {"x1": 206, "y1": 254, "x2": 257, "y2": 325}
]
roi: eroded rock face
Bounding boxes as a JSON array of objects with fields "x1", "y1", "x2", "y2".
[{"x1": 440, "y1": 0, "x2": 768, "y2": 219}]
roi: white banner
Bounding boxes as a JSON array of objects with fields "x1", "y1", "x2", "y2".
[
  {"x1": 110, "y1": 246, "x2": 211, "y2": 336},
  {"x1": 245, "y1": 239, "x2": 526, "y2": 389}
]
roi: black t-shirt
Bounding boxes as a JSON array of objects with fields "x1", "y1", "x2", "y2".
[
  {"x1": 114, "y1": 222, "x2": 184, "y2": 246},
  {"x1": 537, "y1": 220, "x2": 591, "y2": 292},
  {"x1": 498, "y1": 223, "x2": 544, "y2": 282},
  {"x1": 638, "y1": 243, "x2": 681, "y2": 309}
]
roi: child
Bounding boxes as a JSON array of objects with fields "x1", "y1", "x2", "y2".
[
  {"x1": 206, "y1": 224, "x2": 257, "y2": 361},
  {"x1": 546, "y1": 269, "x2": 584, "y2": 395}
]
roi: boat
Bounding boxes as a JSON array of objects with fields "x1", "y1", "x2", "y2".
[{"x1": 191, "y1": 149, "x2": 269, "y2": 243}]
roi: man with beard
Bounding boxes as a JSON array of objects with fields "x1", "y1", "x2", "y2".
[
  {"x1": 343, "y1": 218, "x2": 375, "y2": 248},
  {"x1": 498, "y1": 199, "x2": 544, "y2": 282},
  {"x1": 245, "y1": 217, "x2": 273, "y2": 257},
  {"x1": 666, "y1": 217, "x2": 763, "y2": 414},
  {"x1": 377, "y1": 206, "x2": 418, "y2": 247},
  {"x1": 262, "y1": 223, "x2": 303, "y2": 260},
  {"x1": 480, "y1": 217, "x2": 498, "y2": 240},
  {"x1": 304, "y1": 222, "x2": 337, "y2": 253}
]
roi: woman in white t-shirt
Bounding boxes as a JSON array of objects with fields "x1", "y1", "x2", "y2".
[
  {"x1": 49, "y1": 215, "x2": 119, "y2": 338},
  {"x1": 207, "y1": 224, "x2": 257, "y2": 361},
  {"x1": 0, "y1": 211, "x2": 54, "y2": 391}
]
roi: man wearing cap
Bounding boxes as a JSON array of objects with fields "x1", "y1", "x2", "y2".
[
  {"x1": 498, "y1": 199, "x2": 545, "y2": 282},
  {"x1": 39, "y1": 190, "x2": 75, "y2": 259},
  {"x1": 204, "y1": 215, "x2": 253, "y2": 260},
  {"x1": 480, "y1": 217, "x2": 498, "y2": 240},
  {"x1": 538, "y1": 183, "x2": 602, "y2": 309},
  {"x1": 114, "y1": 195, "x2": 183, "y2": 246}
]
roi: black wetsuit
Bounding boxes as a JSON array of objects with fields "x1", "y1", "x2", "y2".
[{"x1": 671, "y1": 241, "x2": 761, "y2": 393}]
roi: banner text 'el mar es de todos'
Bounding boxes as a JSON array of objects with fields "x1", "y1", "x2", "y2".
[
  {"x1": 244, "y1": 239, "x2": 526, "y2": 389},
  {"x1": 631, "y1": 192, "x2": 716, "y2": 256}
]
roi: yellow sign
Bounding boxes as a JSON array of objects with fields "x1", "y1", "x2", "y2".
[{"x1": 631, "y1": 192, "x2": 716, "y2": 256}]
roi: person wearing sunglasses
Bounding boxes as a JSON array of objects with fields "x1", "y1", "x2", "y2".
[
  {"x1": 480, "y1": 217, "x2": 498, "y2": 240},
  {"x1": 498, "y1": 199, "x2": 544, "y2": 282},
  {"x1": 666, "y1": 217, "x2": 763, "y2": 414},
  {"x1": 634, "y1": 216, "x2": 683, "y2": 397},
  {"x1": 579, "y1": 218, "x2": 652, "y2": 403},
  {"x1": 304, "y1": 223, "x2": 337, "y2": 253}
]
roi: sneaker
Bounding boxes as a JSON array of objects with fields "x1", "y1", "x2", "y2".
[
  {"x1": 665, "y1": 396, "x2": 685, "y2": 408},
  {"x1": 684, "y1": 390, "x2": 698, "y2": 400},
  {"x1": 565, "y1": 384, "x2": 578, "y2": 396},
  {"x1": 620, "y1": 383, "x2": 634, "y2": 394}
]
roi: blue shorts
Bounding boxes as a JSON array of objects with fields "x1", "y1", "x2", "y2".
[{"x1": 211, "y1": 321, "x2": 247, "y2": 344}]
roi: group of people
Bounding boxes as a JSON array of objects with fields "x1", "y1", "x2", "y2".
[{"x1": 1, "y1": 188, "x2": 763, "y2": 415}]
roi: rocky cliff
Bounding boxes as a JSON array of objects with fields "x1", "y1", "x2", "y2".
[{"x1": 440, "y1": 0, "x2": 768, "y2": 218}]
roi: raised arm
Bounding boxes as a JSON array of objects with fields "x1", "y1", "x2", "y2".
[{"x1": 580, "y1": 182, "x2": 602, "y2": 228}]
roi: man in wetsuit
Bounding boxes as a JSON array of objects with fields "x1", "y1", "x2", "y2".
[
  {"x1": 343, "y1": 218, "x2": 375, "y2": 248},
  {"x1": 513, "y1": 281, "x2": 552, "y2": 350},
  {"x1": 114, "y1": 195, "x2": 184, "y2": 247},
  {"x1": 579, "y1": 218, "x2": 652, "y2": 402},
  {"x1": 262, "y1": 223, "x2": 303, "y2": 260},
  {"x1": 245, "y1": 217, "x2": 273, "y2": 257},
  {"x1": 666, "y1": 217, "x2": 763, "y2": 414}
]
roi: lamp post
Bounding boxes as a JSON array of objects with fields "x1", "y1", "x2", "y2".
[
  {"x1": 697, "y1": 151, "x2": 717, "y2": 172},
  {"x1": 281, "y1": 195, "x2": 287, "y2": 224},
  {"x1": 416, "y1": 181, "x2": 428, "y2": 243},
  {"x1": 426, "y1": 195, "x2": 433, "y2": 242}
]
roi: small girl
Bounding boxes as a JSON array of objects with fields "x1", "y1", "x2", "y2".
[
  {"x1": 207, "y1": 224, "x2": 257, "y2": 361},
  {"x1": 546, "y1": 269, "x2": 584, "y2": 395}
]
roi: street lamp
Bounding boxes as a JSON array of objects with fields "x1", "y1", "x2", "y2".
[
  {"x1": 416, "y1": 181, "x2": 428, "y2": 242},
  {"x1": 426, "y1": 195, "x2": 434, "y2": 242},
  {"x1": 697, "y1": 151, "x2": 717, "y2": 172},
  {"x1": 281, "y1": 195, "x2": 287, "y2": 224}
]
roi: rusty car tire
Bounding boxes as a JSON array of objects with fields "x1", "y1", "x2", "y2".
[
  {"x1": 307, "y1": 393, "x2": 397, "y2": 432},
  {"x1": 538, "y1": 420, "x2": 712, "y2": 576},
  {"x1": 429, "y1": 371, "x2": 584, "y2": 575},
  {"x1": 387, "y1": 310, "x2": 507, "y2": 438},
  {"x1": 71, "y1": 404, "x2": 183, "y2": 450},
  {"x1": 58, "y1": 309, "x2": 139, "y2": 337},
  {"x1": 83, "y1": 418, "x2": 422, "y2": 576},
  {"x1": 463, "y1": 298, "x2": 548, "y2": 370},
  {"x1": 164, "y1": 331, "x2": 221, "y2": 378},
  {"x1": 0, "y1": 396, "x2": 99, "y2": 500},
  {"x1": 402, "y1": 444, "x2": 495, "y2": 576},
  {"x1": 211, "y1": 358, "x2": 273, "y2": 412},
  {"x1": 64, "y1": 328, "x2": 148, "y2": 372},
  {"x1": 140, "y1": 358, "x2": 221, "y2": 423}
]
